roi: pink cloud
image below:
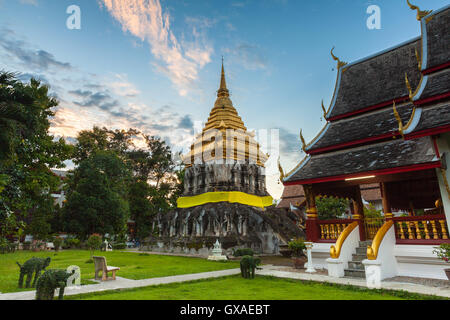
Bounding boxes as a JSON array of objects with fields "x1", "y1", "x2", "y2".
[{"x1": 100, "y1": 0, "x2": 213, "y2": 96}]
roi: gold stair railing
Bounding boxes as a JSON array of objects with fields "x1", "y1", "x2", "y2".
[
  {"x1": 367, "y1": 220, "x2": 394, "y2": 260},
  {"x1": 330, "y1": 221, "x2": 359, "y2": 259}
]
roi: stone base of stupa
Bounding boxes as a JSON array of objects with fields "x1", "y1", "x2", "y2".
[{"x1": 142, "y1": 202, "x2": 305, "y2": 256}]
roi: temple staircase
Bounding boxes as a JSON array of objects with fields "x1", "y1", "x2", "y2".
[{"x1": 344, "y1": 240, "x2": 372, "y2": 278}]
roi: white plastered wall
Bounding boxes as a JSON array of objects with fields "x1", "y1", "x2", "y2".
[{"x1": 435, "y1": 132, "x2": 450, "y2": 230}]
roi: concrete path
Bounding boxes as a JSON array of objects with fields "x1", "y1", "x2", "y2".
[
  {"x1": 258, "y1": 265, "x2": 450, "y2": 299},
  {"x1": 1, "y1": 265, "x2": 448, "y2": 300},
  {"x1": 0, "y1": 268, "x2": 241, "y2": 300}
]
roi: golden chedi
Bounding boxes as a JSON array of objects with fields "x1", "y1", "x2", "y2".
[{"x1": 145, "y1": 62, "x2": 304, "y2": 255}]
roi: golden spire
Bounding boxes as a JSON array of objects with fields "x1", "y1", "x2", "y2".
[
  {"x1": 407, "y1": 0, "x2": 432, "y2": 21},
  {"x1": 217, "y1": 57, "x2": 229, "y2": 98},
  {"x1": 203, "y1": 60, "x2": 246, "y2": 132}
]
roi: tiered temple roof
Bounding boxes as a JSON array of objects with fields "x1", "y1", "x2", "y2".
[{"x1": 284, "y1": 4, "x2": 450, "y2": 188}]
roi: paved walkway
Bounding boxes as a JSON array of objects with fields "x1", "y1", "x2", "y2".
[
  {"x1": 258, "y1": 265, "x2": 450, "y2": 298},
  {"x1": 0, "y1": 268, "x2": 241, "y2": 300},
  {"x1": 1, "y1": 265, "x2": 448, "y2": 300}
]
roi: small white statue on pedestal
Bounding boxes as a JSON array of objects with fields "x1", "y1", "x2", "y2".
[
  {"x1": 207, "y1": 239, "x2": 228, "y2": 261},
  {"x1": 304, "y1": 242, "x2": 316, "y2": 273},
  {"x1": 104, "y1": 239, "x2": 113, "y2": 252}
]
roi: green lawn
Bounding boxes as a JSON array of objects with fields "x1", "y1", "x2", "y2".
[
  {"x1": 0, "y1": 250, "x2": 239, "y2": 293},
  {"x1": 67, "y1": 275, "x2": 443, "y2": 300}
]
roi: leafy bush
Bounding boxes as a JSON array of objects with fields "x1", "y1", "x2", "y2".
[
  {"x1": 62, "y1": 238, "x2": 81, "y2": 249},
  {"x1": 87, "y1": 234, "x2": 102, "y2": 257},
  {"x1": 288, "y1": 238, "x2": 306, "y2": 257},
  {"x1": 233, "y1": 248, "x2": 254, "y2": 257},
  {"x1": 112, "y1": 243, "x2": 126, "y2": 250},
  {"x1": 363, "y1": 203, "x2": 383, "y2": 218},
  {"x1": 53, "y1": 236, "x2": 63, "y2": 252},
  {"x1": 316, "y1": 196, "x2": 349, "y2": 220},
  {"x1": 433, "y1": 244, "x2": 450, "y2": 263},
  {"x1": 0, "y1": 238, "x2": 17, "y2": 254}
]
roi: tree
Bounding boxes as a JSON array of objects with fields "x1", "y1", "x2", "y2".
[
  {"x1": 127, "y1": 136, "x2": 182, "y2": 239},
  {"x1": 73, "y1": 126, "x2": 138, "y2": 164},
  {"x1": 316, "y1": 196, "x2": 350, "y2": 220},
  {"x1": 63, "y1": 151, "x2": 131, "y2": 239},
  {"x1": 0, "y1": 72, "x2": 72, "y2": 242}
]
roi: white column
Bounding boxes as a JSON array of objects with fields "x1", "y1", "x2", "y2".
[{"x1": 435, "y1": 133, "x2": 450, "y2": 230}]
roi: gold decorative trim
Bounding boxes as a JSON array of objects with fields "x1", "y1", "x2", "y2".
[
  {"x1": 406, "y1": 0, "x2": 433, "y2": 21},
  {"x1": 283, "y1": 155, "x2": 310, "y2": 181},
  {"x1": 393, "y1": 101, "x2": 405, "y2": 138},
  {"x1": 330, "y1": 222, "x2": 358, "y2": 259},
  {"x1": 367, "y1": 220, "x2": 394, "y2": 260},
  {"x1": 278, "y1": 157, "x2": 285, "y2": 182},
  {"x1": 405, "y1": 73, "x2": 414, "y2": 101}
]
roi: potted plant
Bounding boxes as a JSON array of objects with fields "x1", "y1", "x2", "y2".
[
  {"x1": 288, "y1": 238, "x2": 306, "y2": 269},
  {"x1": 433, "y1": 244, "x2": 450, "y2": 280}
]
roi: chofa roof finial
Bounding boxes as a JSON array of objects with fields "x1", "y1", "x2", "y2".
[
  {"x1": 405, "y1": 73, "x2": 414, "y2": 101},
  {"x1": 321, "y1": 100, "x2": 327, "y2": 119},
  {"x1": 300, "y1": 129, "x2": 307, "y2": 152},
  {"x1": 393, "y1": 101, "x2": 404, "y2": 138},
  {"x1": 406, "y1": 0, "x2": 432, "y2": 21},
  {"x1": 331, "y1": 46, "x2": 347, "y2": 70}
]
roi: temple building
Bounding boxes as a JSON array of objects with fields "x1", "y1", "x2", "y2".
[
  {"x1": 143, "y1": 63, "x2": 303, "y2": 255},
  {"x1": 280, "y1": 3, "x2": 450, "y2": 283}
]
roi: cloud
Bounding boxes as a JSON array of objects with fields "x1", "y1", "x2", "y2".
[
  {"x1": 226, "y1": 43, "x2": 268, "y2": 71},
  {"x1": 108, "y1": 73, "x2": 140, "y2": 97},
  {"x1": 19, "y1": 0, "x2": 38, "y2": 5},
  {"x1": 99, "y1": 0, "x2": 213, "y2": 96},
  {"x1": 0, "y1": 28, "x2": 72, "y2": 72},
  {"x1": 17, "y1": 72, "x2": 49, "y2": 84},
  {"x1": 178, "y1": 115, "x2": 194, "y2": 130}
]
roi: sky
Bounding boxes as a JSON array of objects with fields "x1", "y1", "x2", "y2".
[{"x1": 0, "y1": 0, "x2": 448, "y2": 199}]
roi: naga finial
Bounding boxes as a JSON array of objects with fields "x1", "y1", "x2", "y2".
[
  {"x1": 300, "y1": 129, "x2": 307, "y2": 152},
  {"x1": 415, "y1": 48, "x2": 422, "y2": 71},
  {"x1": 321, "y1": 100, "x2": 327, "y2": 119},
  {"x1": 405, "y1": 73, "x2": 414, "y2": 101},
  {"x1": 407, "y1": 0, "x2": 432, "y2": 21},
  {"x1": 393, "y1": 101, "x2": 404, "y2": 138},
  {"x1": 278, "y1": 157, "x2": 285, "y2": 181},
  {"x1": 331, "y1": 47, "x2": 347, "y2": 69}
]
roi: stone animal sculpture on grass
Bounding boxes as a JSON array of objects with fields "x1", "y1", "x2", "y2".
[
  {"x1": 35, "y1": 269, "x2": 74, "y2": 300},
  {"x1": 17, "y1": 257, "x2": 51, "y2": 288},
  {"x1": 240, "y1": 255, "x2": 262, "y2": 279}
]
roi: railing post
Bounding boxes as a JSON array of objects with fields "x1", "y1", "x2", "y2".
[{"x1": 352, "y1": 187, "x2": 366, "y2": 241}]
